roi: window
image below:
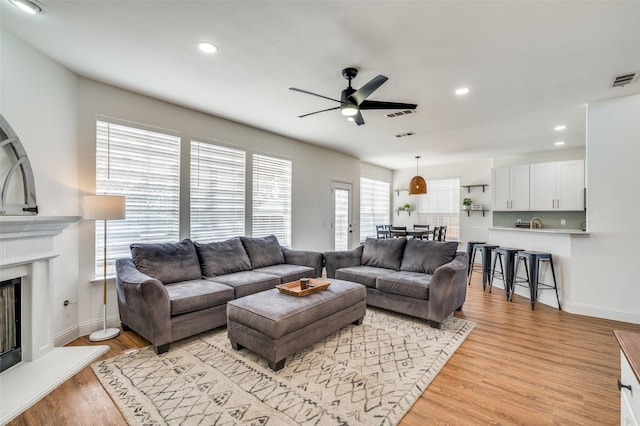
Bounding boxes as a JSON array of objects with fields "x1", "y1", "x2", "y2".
[
  {"x1": 417, "y1": 178, "x2": 460, "y2": 240},
  {"x1": 360, "y1": 177, "x2": 390, "y2": 239},
  {"x1": 96, "y1": 119, "x2": 180, "y2": 276},
  {"x1": 190, "y1": 140, "x2": 245, "y2": 241},
  {"x1": 252, "y1": 154, "x2": 292, "y2": 247}
]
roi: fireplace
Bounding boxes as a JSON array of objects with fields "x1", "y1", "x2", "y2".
[
  {"x1": 0, "y1": 216, "x2": 109, "y2": 424},
  {"x1": 0, "y1": 277, "x2": 21, "y2": 373}
]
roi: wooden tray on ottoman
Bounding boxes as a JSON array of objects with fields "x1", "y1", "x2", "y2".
[{"x1": 276, "y1": 279, "x2": 331, "y2": 297}]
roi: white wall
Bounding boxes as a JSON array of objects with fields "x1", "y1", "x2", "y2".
[
  {"x1": 392, "y1": 159, "x2": 493, "y2": 246},
  {"x1": 569, "y1": 93, "x2": 640, "y2": 324},
  {"x1": 493, "y1": 147, "x2": 585, "y2": 167},
  {"x1": 0, "y1": 28, "x2": 82, "y2": 344}
]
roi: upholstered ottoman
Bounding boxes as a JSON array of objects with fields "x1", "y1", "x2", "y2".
[{"x1": 226, "y1": 278, "x2": 366, "y2": 371}]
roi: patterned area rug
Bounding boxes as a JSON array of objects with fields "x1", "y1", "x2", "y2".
[{"x1": 92, "y1": 308, "x2": 474, "y2": 425}]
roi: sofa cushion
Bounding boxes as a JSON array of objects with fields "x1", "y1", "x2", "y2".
[
  {"x1": 194, "y1": 238, "x2": 252, "y2": 277},
  {"x1": 207, "y1": 271, "x2": 281, "y2": 298},
  {"x1": 376, "y1": 271, "x2": 432, "y2": 300},
  {"x1": 361, "y1": 237, "x2": 407, "y2": 271},
  {"x1": 240, "y1": 235, "x2": 285, "y2": 269},
  {"x1": 335, "y1": 265, "x2": 397, "y2": 288},
  {"x1": 253, "y1": 264, "x2": 315, "y2": 284},
  {"x1": 400, "y1": 240, "x2": 458, "y2": 274},
  {"x1": 130, "y1": 239, "x2": 201, "y2": 284},
  {"x1": 164, "y1": 279, "x2": 234, "y2": 316}
]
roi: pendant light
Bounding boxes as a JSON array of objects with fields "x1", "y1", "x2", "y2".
[{"x1": 408, "y1": 156, "x2": 427, "y2": 195}]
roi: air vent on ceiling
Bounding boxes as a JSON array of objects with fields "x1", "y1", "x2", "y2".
[
  {"x1": 611, "y1": 72, "x2": 639, "y2": 88},
  {"x1": 395, "y1": 132, "x2": 415, "y2": 138},
  {"x1": 386, "y1": 110, "x2": 416, "y2": 118}
]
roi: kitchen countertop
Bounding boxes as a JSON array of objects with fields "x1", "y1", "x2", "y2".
[{"x1": 489, "y1": 226, "x2": 590, "y2": 236}]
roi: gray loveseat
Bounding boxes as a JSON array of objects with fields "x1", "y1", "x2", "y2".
[
  {"x1": 324, "y1": 237, "x2": 468, "y2": 328},
  {"x1": 115, "y1": 235, "x2": 323, "y2": 354}
]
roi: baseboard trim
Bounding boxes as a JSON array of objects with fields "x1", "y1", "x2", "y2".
[
  {"x1": 563, "y1": 302, "x2": 640, "y2": 325},
  {"x1": 56, "y1": 314, "x2": 121, "y2": 347}
]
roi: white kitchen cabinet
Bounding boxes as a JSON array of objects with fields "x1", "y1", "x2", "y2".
[
  {"x1": 616, "y1": 331, "x2": 640, "y2": 426},
  {"x1": 530, "y1": 160, "x2": 584, "y2": 211},
  {"x1": 492, "y1": 165, "x2": 529, "y2": 211}
]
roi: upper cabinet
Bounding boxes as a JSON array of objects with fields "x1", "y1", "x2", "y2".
[
  {"x1": 492, "y1": 164, "x2": 530, "y2": 211},
  {"x1": 529, "y1": 160, "x2": 585, "y2": 211}
]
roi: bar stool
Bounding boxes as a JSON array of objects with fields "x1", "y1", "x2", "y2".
[
  {"x1": 513, "y1": 251, "x2": 561, "y2": 310},
  {"x1": 468, "y1": 243, "x2": 499, "y2": 291},
  {"x1": 490, "y1": 247, "x2": 523, "y2": 299},
  {"x1": 466, "y1": 241, "x2": 486, "y2": 280}
]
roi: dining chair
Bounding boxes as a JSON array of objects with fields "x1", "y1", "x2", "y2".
[
  {"x1": 412, "y1": 224, "x2": 430, "y2": 239},
  {"x1": 376, "y1": 225, "x2": 388, "y2": 239},
  {"x1": 389, "y1": 226, "x2": 407, "y2": 238}
]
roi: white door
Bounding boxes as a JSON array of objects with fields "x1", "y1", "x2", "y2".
[{"x1": 331, "y1": 181, "x2": 352, "y2": 251}]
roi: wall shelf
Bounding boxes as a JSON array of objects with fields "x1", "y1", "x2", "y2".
[
  {"x1": 462, "y1": 184, "x2": 488, "y2": 193},
  {"x1": 394, "y1": 189, "x2": 408, "y2": 196},
  {"x1": 463, "y1": 209, "x2": 490, "y2": 217},
  {"x1": 396, "y1": 209, "x2": 414, "y2": 216}
]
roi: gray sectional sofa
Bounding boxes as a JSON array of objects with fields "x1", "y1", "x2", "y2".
[
  {"x1": 115, "y1": 235, "x2": 323, "y2": 354},
  {"x1": 324, "y1": 237, "x2": 468, "y2": 328}
]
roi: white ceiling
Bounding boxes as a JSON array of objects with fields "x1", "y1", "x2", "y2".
[{"x1": 2, "y1": 1, "x2": 640, "y2": 170}]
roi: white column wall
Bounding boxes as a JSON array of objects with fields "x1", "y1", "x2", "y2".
[{"x1": 569, "y1": 93, "x2": 640, "y2": 324}]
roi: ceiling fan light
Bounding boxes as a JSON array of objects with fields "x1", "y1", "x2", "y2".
[
  {"x1": 341, "y1": 104, "x2": 358, "y2": 117},
  {"x1": 9, "y1": 0, "x2": 43, "y2": 14}
]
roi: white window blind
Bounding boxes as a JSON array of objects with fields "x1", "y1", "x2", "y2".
[
  {"x1": 418, "y1": 177, "x2": 460, "y2": 239},
  {"x1": 360, "y1": 177, "x2": 390, "y2": 239},
  {"x1": 190, "y1": 140, "x2": 245, "y2": 241},
  {"x1": 252, "y1": 154, "x2": 291, "y2": 247},
  {"x1": 96, "y1": 120, "x2": 180, "y2": 276}
]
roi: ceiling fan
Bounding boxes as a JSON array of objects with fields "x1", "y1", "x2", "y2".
[{"x1": 289, "y1": 67, "x2": 418, "y2": 126}]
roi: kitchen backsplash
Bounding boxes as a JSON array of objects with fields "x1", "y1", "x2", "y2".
[{"x1": 493, "y1": 211, "x2": 586, "y2": 230}]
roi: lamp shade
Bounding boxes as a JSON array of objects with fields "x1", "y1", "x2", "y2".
[
  {"x1": 408, "y1": 176, "x2": 427, "y2": 195},
  {"x1": 83, "y1": 195, "x2": 126, "y2": 220}
]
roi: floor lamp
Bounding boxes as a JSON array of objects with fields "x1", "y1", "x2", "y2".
[{"x1": 84, "y1": 194, "x2": 126, "y2": 342}]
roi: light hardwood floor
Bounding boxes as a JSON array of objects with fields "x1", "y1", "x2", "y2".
[{"x1": 9, "y1": 274, "x2": 640, "y2": 425}]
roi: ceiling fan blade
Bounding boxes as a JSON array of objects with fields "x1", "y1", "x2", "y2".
[
  {"x1": 349, "y1": 75, "x2": 388, "y2": 105},
  {"x1": 289, "y1": 87, "x2": 342, "y2": 103},
  {"x1": 298, "y1": 106, "x2": 340, "y2": 118},
  {"x1": 359, "y1": 100, "x2": 418, "y2": 110},
  {"x1": 354, "y1": 111, "x2": 365, "y2": 126}
]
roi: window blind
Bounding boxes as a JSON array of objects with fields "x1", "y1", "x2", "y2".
[
  {"x1": 360, "y1": 177, "x2": 390, "y2": 239},
  {"x1": 96, "y1": 120, "x2": 180, "y2": 276},
  {"x1": 252, "y1": 154, "x2": 291, "y2": 247},
  {"x1": 418, "y1": 177, "x2": 460, "y2": 239},
  {"x1": 190, "y1": 140, "x2": 245, "y2": 241}
]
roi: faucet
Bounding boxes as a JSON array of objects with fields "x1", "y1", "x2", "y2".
[{"x1": 530, "y1": 217, "x2": 543, "y2": 229}]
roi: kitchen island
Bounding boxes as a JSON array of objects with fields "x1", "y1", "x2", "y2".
[{"x1": 486, "y1": 227, "x2": 590, "y2": 310}]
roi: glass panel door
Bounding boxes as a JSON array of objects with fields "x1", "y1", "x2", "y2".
[{"x1": 331, "y1": 181, "x2": 352, "y2": 250}]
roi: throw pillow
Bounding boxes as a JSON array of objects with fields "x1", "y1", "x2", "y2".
[
  {"x1": 361, "y1": 237, "x2": 407, "y2": 271},
  {"x1": 400, "y1": 239, "x2": 458, "y2": 274},
  {"x1": 130, "y1": 239, "x2": 201, "y2": 284},
  {"x1": 240, "y1": 235, "x2": 285, "y2": 269},
  {"x1": 194, "y1": 238, "x2": 252, "y2": 277}
]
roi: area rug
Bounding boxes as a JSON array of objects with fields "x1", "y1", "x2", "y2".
[{"x1": 92, "y1": 308, "x2": 474, "y2": 426}]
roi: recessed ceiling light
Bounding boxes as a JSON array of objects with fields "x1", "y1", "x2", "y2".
[
  {"x1": 454, "y1": 87, "x2": 470, "y2": 96},
  {"x1": 198, "y1": 42, "x2": 218, "y2": 54},
  {"x1": 9, "y1": 0, "x2": 44, "y2": 14},
  {"x1": 554, "y1": 125, "x2": 567, "y2": 131},
  {"x1": 555, "y1": 141, "x2": 565, "y2": 146}
]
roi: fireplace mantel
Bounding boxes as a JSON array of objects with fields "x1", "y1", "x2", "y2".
[{"x1": 0, "y1": 215, "x2": 80, "y2": 240}]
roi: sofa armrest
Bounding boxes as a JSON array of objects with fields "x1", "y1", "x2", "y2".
[
  {"x1": 116, "y1": 258, "x2": 172, "y2": 346},
  {"x1": 428, "y1": 251, "x2": 469, "y2": 320},
  {"x1": 323, "y1": 245, "x2": 364, "y2": 278},
  {"x1": 282, "y1": 248, "x2": 324, "y2": 278}
]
